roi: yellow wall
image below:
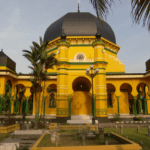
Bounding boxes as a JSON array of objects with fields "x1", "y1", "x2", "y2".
[{"x1": 0, "y1": 36, "x2": 150, "y2": 118}]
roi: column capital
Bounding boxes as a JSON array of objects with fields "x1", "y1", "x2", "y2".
[
  {"x1": 92, "y1": 40, "x2": 105, "y2": 47},
  {"x1": 115, "y1": 96, "x2": 120, "y2": 99},
  {"x1": 57, "y1": 41, "x2": 70, "y2": 48},
  {"x1": 25, "y1": 96, "x2": 29, "y2": 100},
  {"x1": 43, "y1": 96, "x2": 47, "y2": 101}
]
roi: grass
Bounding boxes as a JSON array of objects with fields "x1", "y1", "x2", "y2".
[
  {"x1": 0, "y1": 133, "x2": 10, "y2": 143},
  {"x1": 39, "y1": 127, "x2": 150, "y2": 149},
  {"x1": 104, "y1": 127, "x2": 150, "y2": 150},
  {"x1": 59, "y1": 129, "x2": 80, "y2": 133},
  {"x1": 38, "y1": 133, "x2": 121, "y2": 147},
  {"x1": 38, "y1": 134, "x2": 55, "y2": 147}
]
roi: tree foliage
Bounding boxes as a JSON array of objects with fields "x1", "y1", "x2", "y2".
[
  {"x1": 89, "y1": 0, "x2": 150, "y2": 32},
  {"x1": 22, "y1": 37, "x2": 58, "y2": 120},
  {"x1": 131, "y1": 0, "x2": 150, "y2": 31}
]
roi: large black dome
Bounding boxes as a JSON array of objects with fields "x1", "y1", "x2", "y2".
[{"x1": 44, "y1": 12, "x2": 116, "y2": 44}]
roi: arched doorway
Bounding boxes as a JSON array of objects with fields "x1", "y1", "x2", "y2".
[{"x1": 71, "y1": 77, "x2": 91, "y2": 115}]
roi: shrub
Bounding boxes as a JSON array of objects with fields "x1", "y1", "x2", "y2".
[
  {"x1": 133, "y1": 116, "x2": 143, "y2": 121},
  {"x1": 62, "y1": 122, "x2": 69, "y2": 125},
  {"x1": 17, "y1": 118, "x2": 21, "y2": 122},
  {"x1": 26, "y1": 118, "x2": 30, "y2": 123},
  {"x1": 112, "y1": 114, "x2": 120, "y2": 121},
  {"x1": 21, "y1": 147, "x2": 29, "y2": 150}
]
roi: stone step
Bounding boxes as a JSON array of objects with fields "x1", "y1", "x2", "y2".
[
  {"x1": 19, "y1": 140, "x2": 36, "y2": 144},
  {"x1": 71, "y1": 115, "x2": 93, "y2": 120},
  {"x1": 67, "y1": 119, "x2": 99, "y2": 124},
  {"x1": 19, "y1": 140, "x2": 37, "y2": 149}
]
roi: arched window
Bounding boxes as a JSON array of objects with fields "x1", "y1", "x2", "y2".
[{"x1": 107, "y1": 93, "x2": 112, "y2": 107}]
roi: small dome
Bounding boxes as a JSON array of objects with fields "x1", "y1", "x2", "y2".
[{"x1": 44, "y1": 12, "x2": 116, "y2": 44}]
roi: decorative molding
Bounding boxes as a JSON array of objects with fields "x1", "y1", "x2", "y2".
[{"x1": 74, "y1": 52, "x2": 87, "y2": 62}]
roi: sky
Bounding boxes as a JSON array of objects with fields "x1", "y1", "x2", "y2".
[{"x1": 0, "y1": 0, "x2": 150, "y2": 74}]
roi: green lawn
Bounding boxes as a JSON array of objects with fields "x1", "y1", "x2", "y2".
[
  {"x1": 104, "y1": 127, "x2": 150, "y2": 150},
  {"x1": 0, "y1": 133, "x2": 9, "y2": 143},
  {"x1": 51, "y1": 127, "x2": 150, "y2": 149}
]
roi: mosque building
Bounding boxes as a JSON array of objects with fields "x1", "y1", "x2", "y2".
[{"x1": 0, "y1": 9, "x2": 150, "y2": 123}]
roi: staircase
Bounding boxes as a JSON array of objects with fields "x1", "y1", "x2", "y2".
[{"x1": 67, "y1": 115, "x2": 99, "y2": 124}]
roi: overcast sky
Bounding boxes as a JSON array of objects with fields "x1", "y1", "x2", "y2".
[{"x1": 0, "y1": 0, "x2": 150, "y2": 74}]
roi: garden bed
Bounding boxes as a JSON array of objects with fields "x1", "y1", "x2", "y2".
[{"x1": 38, "y1": 133, "x2": 122, "y2": 147}]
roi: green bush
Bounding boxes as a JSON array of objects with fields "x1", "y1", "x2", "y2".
[
  {"x1": 26, "y1": 118, "x2": 30, "y2": 123},
  {"x1": 21, "y1": 147, "x2": 29, "y2": 150},
  {"x1": 16, "y1": 118, "x2": 21, "y2": 122},
  {"x1": 112, "y1": 114, "x2": 120, "y2": 121},
  {"x1": 133, "y1": 116, "x2": 143, "y2": 121}
]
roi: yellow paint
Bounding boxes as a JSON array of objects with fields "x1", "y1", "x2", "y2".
[
  {"x1": 0, "y1": 34, "x2": 149, "y2": 119},
  {"x1": 0, "y1": 124, "x2": 20, "y2": 133},
  {"x1": 0, "y1": 66, "x2": 15, "y2": 73},
  {"x1": 71, "y1": 91, "x2": 91, "y2": 115}
]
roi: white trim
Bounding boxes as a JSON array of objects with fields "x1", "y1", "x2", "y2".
[
  {"x1": 95, "y1": 87, "x2": 107, "y2": 89},
  {"x1": 94, "y1": 46, "x2": 104, "y2": 49},
  {"x1": 57, "y1": 85, "x2": 68, "y2": 87},
  {"x1": 95, "y1": 93, "x2": 107, "y2": 94},
  {"x1": 58, "y1": 58, "x2": 68, "y2": 60},
  {"x1": 58, "y1": 47, "x2": 68, "y2": 50},
  {"x1": 96, "y1": 85, "x2": 106, "y2": 87}
]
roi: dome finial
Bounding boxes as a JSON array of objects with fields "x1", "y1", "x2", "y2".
[
  {"x1": 77, "y1": 0, "x2": 80, "y2": 13},
  {"x1": 61, "y1": 29, "x2": 66, "y2": 41},
  {"x1": 95, "y1": 28, "x2": 101, "y2": 41}
]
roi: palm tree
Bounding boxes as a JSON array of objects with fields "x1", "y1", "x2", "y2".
[
  {"x1": 89, "y1": 0, "x2": 150, "y2": 31},
  {"x1": 23, "y1": 37, "x2": 58, "y2": 123}
]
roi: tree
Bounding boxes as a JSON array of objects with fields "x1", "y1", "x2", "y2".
[
  {"x1": 22, "y1": 37, "x2": 58, "y2": 122},
  {"x1": 89, "y1": 0, "x2": 150, "y2": 31},
  {"x1": 3, "y1": 83, "x2": 10, "y2": 114}
]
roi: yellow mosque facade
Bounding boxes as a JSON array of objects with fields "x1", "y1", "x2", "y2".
[{"x1": 0, "y1": 11, "x2": 150, "y2": 123}]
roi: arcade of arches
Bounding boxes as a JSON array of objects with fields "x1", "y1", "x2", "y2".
[{"x1": 0, "y1": 77, "x2": 150, "y2": 118}]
